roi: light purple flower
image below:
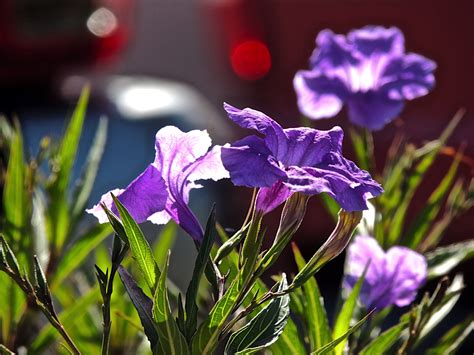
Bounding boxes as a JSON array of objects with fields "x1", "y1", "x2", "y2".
[
  {"x1": 344, "y1": 235, "x2": 427, "y2": 310},
  {"x1": 87, "y1": 126, "x2": 229, "y2": 242},
  {"x1": 221, "y1": 103, "x2": 383, "y2": 213},
  {"x1": 294, "y1": 26, "x2": 436, "y2": 130}
]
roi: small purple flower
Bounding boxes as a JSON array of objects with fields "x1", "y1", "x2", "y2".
[
  {"x1": 344, "y1": 235, "x2": 427, "y2": 310},
  {"x1": 87, "y1": 126, "x2": 229, "y2": 242},
  {"x1": 221, "y1": 103, "x2": 383, "y2": 213},
  {"x1": 294, "y1": 26, "x2": 436, "y2": 130}
]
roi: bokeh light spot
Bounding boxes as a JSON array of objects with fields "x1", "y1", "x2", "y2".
[{"x1": 231, "y1": 40, "x2": 271, "y2": 81}]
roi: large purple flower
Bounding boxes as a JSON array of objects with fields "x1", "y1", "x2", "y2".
[
  {"x1": 344, "y1": 235, "x2": 427, "y2": 310},
  {"x1": 294, "y1": 26, "x2": 436, "y2": 130},
  {"x1": 87, "y1": 126, "x2": 229, "y2": 242},
  {"x1": 221, "y1": 103, "x2": 383, "y2": 213}
]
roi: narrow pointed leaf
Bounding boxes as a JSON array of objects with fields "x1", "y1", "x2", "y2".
[
  {"x1": 3, "y1": 122, "x2": 27, "y2": 245},
  {"x1": 293, "y1": 244, "x2": 331, "y2": 350},
  {"x1": 426, "y1": 315, "x2": 474, "y2": 355},
  {"x1": 112, "y1": 194, "x2": 160, "y2": 291},
  {"x1": 386, "y1": 110, "x2": 463, "y2": 245},
  {"x1": 185, "y1": 207, "x2": 217, "y2": 340},
  {"x1": 224, "y1": 275, "x2": 290, "y2": 354},
  {"x1": 360, "y1": 320, "x2": 409, "y2": 354},
  {"x1": 425, "y1": 240, "x2": 474, "y2": 279},
  {"x1": 118, "y1": 266, "x2": 159, "y2": 350},
  {"x1": 404, "y1": 151, "x2": 461, "y2": 248},
  {"x1": 191, "y1": 277, "x2": 241, "y2": 355},
  {"x1": 153, "y1": 253, "x2": 189, "y2": 355},
  {"x1": 311, "y1": 311, "x2": 374, "y2": 355},
  {"x1": 269, "y1": 317, "x2": 306, "y2": 355},
  {"x1": 48, "y1": 86, "x2": 90, "y2": 250},
  {"x1": 332, "y1": 266, "x2": 368, "y2": 355},
  {"x1": 71, "y1": 116, "x2": 108, "y2": 222}
]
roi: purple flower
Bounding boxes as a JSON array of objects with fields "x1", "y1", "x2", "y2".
[
  {"x1": 294, "y1": 26, "x2": 436, "y2": 130},
  {"x1": 221, "y1": 103, "x2": 383, "y2": 213},
  {"x1": 87, "y1": 126, "x2": 229, "y2": 242},
  {"x1": 344, "y1": 235, "x2": 427, "y2": 310}
]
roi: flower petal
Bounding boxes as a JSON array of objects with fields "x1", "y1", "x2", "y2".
[
  {"x1": 381, "y1": 53, "x2": 436, "y2": 101},
  {"x1": 386, "y1": 246, "x2": 427, "y2": 307},
  {"x1": 280, "y1": 126, "x2": 343, "y2": 167},
  {"x1": 285, "y1": 153, "x2": 383, "y2": 211},
  {"x1": 86, "y1": 164, "x2": 168, "y2": 223},
  {"x1": 223, "y1": 103, "x2": 288, "y2": 157},
  {"x1": 255, "y1": 181, "x2": 293, "y2": 214},
  {"x1": 310, "y1": 29, "x2": 358, "y2": 69},
  {"x1": 154, "y1": 126, "x2": 212, "y2": 183},
  {"x1": 347, "y1": 91, "x2": 405, "y2": 131},
  {"x1": 221, "y1": 135, "x2": 287, "y2": 188},
  {"x1": 86, "y1": 188, "x2": 124, "y2": 223},
  {"x1": 294, "y1": 71, "x2": 348, "y2": 120},
  {"x1": 348, "y1": 26, "x2": 405, "y2": 58}
]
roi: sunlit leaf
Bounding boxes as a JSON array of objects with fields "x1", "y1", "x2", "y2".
[
  {"x1": 360, "y1": 320, "x2": 408, "y2": 354},
  {"x1": 153, "y1": 253, "x2": 189, "y2": 354},
  {"x1": 332, "y1": 266, "x2": 368, "y2": 355},
  {"x1": 112, "y1": 194, "x2": 160, "y2": 292},
  {"x1": 191, "y1": 277, "x2": 240, "y2": 355},
  {"x1": 225, "y1": 275, "x2": 290, "y2": 354},
  {"x1": 154, "y1": 222, "x2": 177, "y2": 268},
  {"x1": 269, "y1": 317, "x2": 306, "y2": 355},
  {"x1": 425, "y1": 241, "x2": 474, "y2": 279},
  {"x1": 311, "y1": 311, "x2": 374, "y2": 355},
  {"x1": 293, "y1": 244, "x2": 331, "y2": 351},
  {"x1": 47, "y1": 86, "x2": 90, "y2": 251},
  {"x1": 426, "y1": 314, "x2": 474, "y2": 354},
  {"x1": 71, "y1": 116, "x2": 108, "y2": 224}
]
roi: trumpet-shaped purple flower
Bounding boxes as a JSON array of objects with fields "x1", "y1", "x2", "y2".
[
  {"x1": 87, "y1": 126, "x2": 229, "y2": 242},
  {"x1": 344, "y1": 235, "x2": 427, "y2": 310},
  {"x1": 221, "y1": 103, "x2": 383, "y2": 213},
  {"x1": 294, "y1": 26, "x2": 436, "y2": 130}
]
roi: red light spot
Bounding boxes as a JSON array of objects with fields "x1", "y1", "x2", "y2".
[{"x1": 231, "y1": 40, "x2": 271, "y2": 81}]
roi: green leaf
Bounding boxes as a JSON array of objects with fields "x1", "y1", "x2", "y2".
[
  {"x1": 360, "y1": 320, "x2": 409, "y2": 354},
  {"x1": 312, "y1": 311, "x2": 374, "y2": 355},
  {"x1": 47, "y1": 86, "x2": 90, "y2": 251},
  {"x1": 185, "y1": 207, "x2": 217, "y2": 341},
  {"x1": 425, "y1": 240, "x2": 474, "y2": 279},
  {"x1": 71, "y1": 116, "x2": 108, "y2": 223},
  {"x1": 51, "y1": 223, "x2": 112, "y2": 289},
  {"x1": 118, "y1": 266, "x2": 159, "y2": 351},
  {"x1": 332, "y1": 265, "x2": 368, "y2": 355},
  {"x1": 385, "y1": 110, "x2": 463, "y2": 246},
  {"x1": 153, "y1": 252, "x2": 189, "y2": 355},
  {"x1": 112, "y1": 194, "x2": 160, "y2": 292},
  {"x1": 404, "y1": 151, "x2": 461, "y2": 249},
  {"x1": 349, "y1": 128, "x2": 375, "y2": 173},
  {"x1": 154, "y1": 222, "x2": 178, "y2": 268},
  {"x1": 418, "y1": 274, "x2": 464, "y2": 342},
  {"x1": 191, "y1": 277, "x2": 241, "y2": 355},
  {"x1": 225, "y1": 275, "x2": 290, "y2": 354},
  {"x1": 426, "y1": 314, "x2": 474, "y2": 355},
  {"x1": 269, "y1": 318, "x2": 306, "y2": 355},
  {"x1": 33, "y1": 256, "x2": 53, "y2": 307},
  {"x1": 293, "y1": 244, "x2": 331, "y2": 350},
  {"x1": 292, "y1": 210, "x2": 362, "y2": 288},
  {"x1": 3, "y1": 122, "x2": 27, "y2": 245}
]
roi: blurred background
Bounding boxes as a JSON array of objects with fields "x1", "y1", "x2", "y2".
[{"x1": 1, "y1": 0, "x2": 473, "y2": 350}]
